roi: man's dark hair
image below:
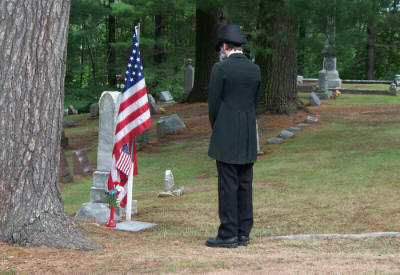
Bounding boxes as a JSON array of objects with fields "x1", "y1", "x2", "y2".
[{"x1": 224, "y1": 42, "x2": 243, "y2": 51}]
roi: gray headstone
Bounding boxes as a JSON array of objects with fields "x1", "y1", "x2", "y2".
[
  {"x1": 181, "y1": 59, "x2": 195, "y2": 102},
  {"x1": 309, "y1": 92, "x2": 321, "y2": 106},
  {"x1": 288, "y1": 126, "x2": 301, "y2": 132},
  {"x1": 395, "y1": 75, "x2": 400, "y2": 86},
  {"x1": 90, "y1": 103, "x2": 99, "y2": 119},
  {"x1": 389, "y1": 83, "x2": 397, "y2": 96},
  {"x1": 279, "y1": 130, "x2": 294, "y2": 139},
  {"x1": 135, "y1": 129, "x2": 150, "y2": 151},
  {"x1": 318, "y1": 71, "x2": 328, "y2": 93},
  {"x1": 164, "y1": 170, "x2": 175, "y2": 191},
  {"x1": 321, "y1": 57, "x2": 342, "y2": 88},
  {"x1": 63, "y1": 120, "x2": 75, "y2": 128},
  {"x1": 297, "y1": 75, "x2": 303, "y2": 84},
  {"x1": 159, "y1": 91, "x2": 174, "y2": 102},
  {"x1": 97, "y1": 92, "x2": 121, "y2": 171},
  {"x1": 157, "y1": 114, "x2": 186, "y2": 138},
  {"x1": 61, "y1": 130, "x2": 68, "y2": 148},
  {"x1": 72, "y1": 150, "x2": 91, "y2": 175},
  {"x1": 296, "y1": 123, "x2": 309, "y2": 128},
  {"x1": 68, "y1": 105, "x2": 78, "y2": 115},
  {"x1": 306, "y1": 116, "x2": 319, "y2": 123},
  {"x1": 147, "y1": 94, "x2": 159, "y2": 114},
  {"x1": 267, "y1": 138, "x2": 283, "y2": 144},
  {"x1": 74, "y1": 202, "x2": 122, "y2": 223},
  {"x1": 59, "y1": 149, "x2": 72, "y2": 183}
]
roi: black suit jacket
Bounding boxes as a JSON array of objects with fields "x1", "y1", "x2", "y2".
[{"x1": 208, "y1": 53, "x2": 261, "y2": 164}]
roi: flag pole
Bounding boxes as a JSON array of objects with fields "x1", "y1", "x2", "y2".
[{"x1": 126, "y1": 141, "x2": 134, "y2": 221}]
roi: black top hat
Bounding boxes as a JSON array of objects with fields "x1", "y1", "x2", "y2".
[{"x1": 215, "y1": 24, "x2": 246, "y2": 51}]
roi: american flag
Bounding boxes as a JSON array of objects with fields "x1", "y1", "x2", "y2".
[{"x1": 107, "y1": 28, "x2": 152, "y2": 208}]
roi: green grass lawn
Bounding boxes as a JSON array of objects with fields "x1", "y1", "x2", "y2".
[
  {"x1": 299, "y1": 92, "x2": 400, "y2": 107},
  {"x1": 59, "y1": 94, "x2": 400, "y2": 273}
]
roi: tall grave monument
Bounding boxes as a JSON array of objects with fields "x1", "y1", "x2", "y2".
[
  {"x1": 75, "y1": 91, "x2": 137, "y2": 223},
  {"x1": 318, "y1": 16, "x2": 341, "y2": 99}
]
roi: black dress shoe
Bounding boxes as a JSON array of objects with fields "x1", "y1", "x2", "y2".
[
  {"x1": 238, "y1": 235, "x2": 250, "y2": 246},
  {"x1": 205, "y1": 236, "x2": 238, "y2": 248}
]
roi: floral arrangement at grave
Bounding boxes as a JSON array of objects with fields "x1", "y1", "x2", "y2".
[
  {"x1": 105, "y1": 185, "x2": 125, "y2": 207},
  {"x1": 332, "y1": 90, "x2": 341, "y2": 99},
  {"x1": 105, "y1": 185, "x2": 125, "y2": 227}
]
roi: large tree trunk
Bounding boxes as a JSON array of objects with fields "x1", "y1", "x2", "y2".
[
  {"x1": 256, "y1": 1, "x2": 300, "y2": 114},
  {"x1": 186, "y1": 1, "x2": 220, "y2": 103},
  {"x1": 0, "y1": 0, "x2": 99, "y2": 250},
  {"x1": 154, "y1": 14, "x2": 167, "y2": 64},
  {"x1": 107, "y1": 0, "x2": 116, "y2": 87},
  {"x1": 366, "y1": 24, "x2": 376, "y2": 80}
]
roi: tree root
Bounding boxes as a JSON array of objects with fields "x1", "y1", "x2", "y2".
[{"x1": 295, "y1": 96, "x2": 313, "y2": 114}]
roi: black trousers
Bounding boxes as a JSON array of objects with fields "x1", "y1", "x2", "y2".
[{"x1": 216, "y1": 161, "x2": 254, "y2": 238}]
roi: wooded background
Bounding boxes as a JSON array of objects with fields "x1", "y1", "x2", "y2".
[{"x1": 67, "y1": 0, "x2": 400, "y2": 113}]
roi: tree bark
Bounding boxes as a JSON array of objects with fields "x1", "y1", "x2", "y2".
[
  {"x1": 366, "y1": 24, "x2": 376, "y2": 80},
  {"x1": 186, "y1": 1, "x2": 220, "y2": 103},
  {"x1": 154, "y1": 14, "x2": 167, "y2": 64},
  {"x1": 0, "y1": 0, "x2": 99, "y2": 250},
  {"x1": 256, "y1": 1, "x2": 299, "y2": 114},
  {"x1": 107, "y1": 0, "x2": 116, "y2": 87}
]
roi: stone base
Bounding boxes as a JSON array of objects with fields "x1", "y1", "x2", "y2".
[
  {"x1": 74, "y1": 201, "x2": 138, "y2": 224},
  {"x1": 74, "y1": 202, "x2": 122, "y2": 223},
  {"x1": 316, "y1": 91, "x2": 332, "y2": 100},
  {"x1": 90, "y1": 186, "x2": 106, "y2": 203},
  {"x1": 327, "y1": 79, "x2": 342, "y2": 89},
  {"x1": 113, "y1": 221, "x2": 157, "y2": 232}
]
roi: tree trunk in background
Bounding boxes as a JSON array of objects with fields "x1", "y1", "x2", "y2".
[
  {"x1": 154, "y1": 14, "x2": 167, "y2": 64},
  {"x1": 297, "y1": 24, "x2": 306, "y2": 76},
  {"x1": 0, "y1": 0, "x2": 99, "y2": 250},
  {"x1": 385, "y1": 0, "x2": 398, "y2": 73},
  {"x1": 366, "y1": 24, "x2": 376, "y2": 80},
  {"x1": 186, "y1": 1, "x2": 220, "y2": 103},
  {"x1": 256, "y1": 1, "x2": 300, "y2": 114},
  {"x1": 107, "y1": 0, "x2": 116, "y2": 87}
]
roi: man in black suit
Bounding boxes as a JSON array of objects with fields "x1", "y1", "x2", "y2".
[{"x1": 206, "y1": 24, "x2": 261, "y2": 248}]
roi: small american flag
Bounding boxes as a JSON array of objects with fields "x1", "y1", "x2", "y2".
[
  {"x1": 116, "y1": 144, "x2": 133, "y2": 176},
  {"x1": 107, "y1": 27, "x2": 152, "y2": 208}
]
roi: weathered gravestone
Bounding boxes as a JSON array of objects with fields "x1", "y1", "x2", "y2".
[
  {"x1": 389, "y1": 83, "x2": 397, "y2": 96},
  {"x1": 75, "y1": 91, "x2": 137, "y2": 224},
  {"x1": 394, "y1": 75, "x2": 400, "y2": 87},
  {"x1": 68, "y1": 105, "x2": 78, "y2": 115},
  {"x1": 297, "y1": 75, "x2": 303, "y2": 84},
  {"x1": 147, "y1": 94, "x2": 159, "y2": 114},
  {"x1": 61, "y1": 130, "x2": 68, "y2": 148},
  {"x1": 59, "y1": 148, "x2": 72, "y2": 183},
  {"x1": 90, "y1": 103, "x2": 99, "y2": 119},
  {"x1": 159, "y1": 91, "x2": 175, "y2": 103},
  {"x1": 72, "y1": 150, "x2": 91, "y2": 176},
  {"x1": 288, "y1": 126, "x2": 301, "y2": 132},
  {"x1": 317, "y1": 71, "x2": 332, "y2": 99},
  {"x1": 306, "y1": 116, "x2": 319, "y2": 123},
  {"x1": 180, "y1": 58, "x2": 194, "y2": 102},
  {"x1": 310, "y1": 92, "x2": 321, "y2": 106},
  {"x1": 135, "y1": 129, "x2": 150, "y2": 151},
  {"x1": 157, "y1": 114, "x2": 186, "y2": 138}
]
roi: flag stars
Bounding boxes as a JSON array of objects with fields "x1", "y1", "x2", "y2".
[
  {"x1": 138, "y1": 72, "x2": 142, "y2": 77},
  {"x1": 128, "y1": 63, "x2": 132, "y2": 68},
  {"x1": 134, "y1": 64, "x2": 138, "y2": 69},
  {"x1": 136, "y1": 57, "x2": 140, "y2": 62},
  {"x1": 130, "y1": 57, "x2": 134, "y2": 61},
  {"x1": 132, "y1": 49, "x2": 136, "y2": 54},
  {"x1": 130, "y1": 78, "x2": 134, "y2": 82},
  {"x1": 140, "y1": 66, "x2": 143, "y2": 70},
  {"x1": 135, "y1": 42, "x2": 139, "y2": 47}
]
